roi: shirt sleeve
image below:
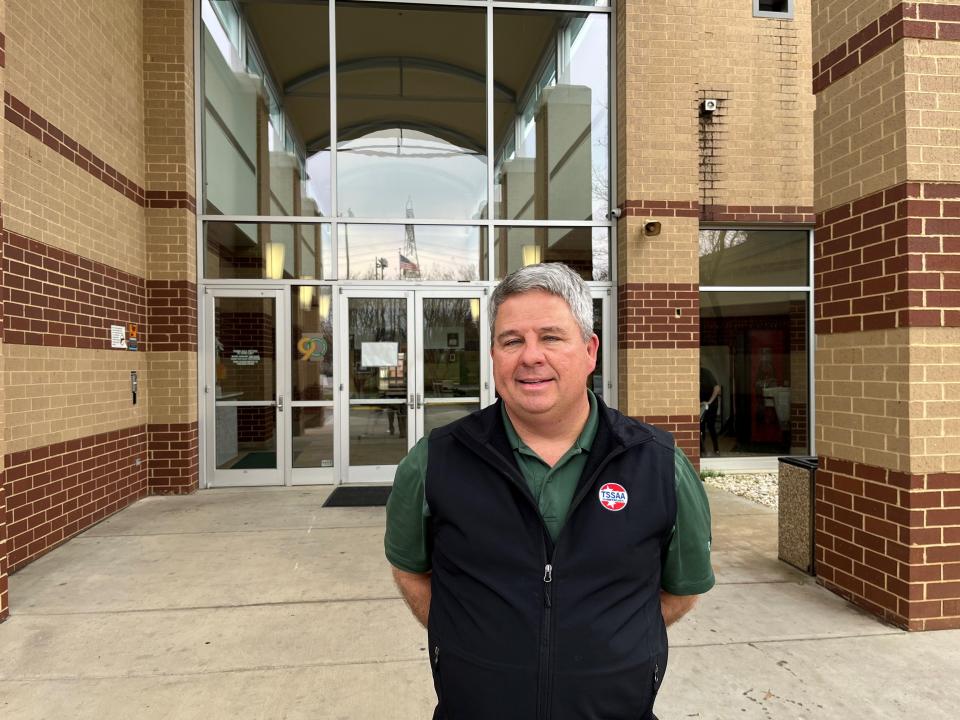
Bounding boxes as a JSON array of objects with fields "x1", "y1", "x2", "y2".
[
  {"x1": 660, "y1": 446, "x2": 715, "y2": 596},
  {"x1": 384, "y1": 437, "x2": 432, "y2": 574}
]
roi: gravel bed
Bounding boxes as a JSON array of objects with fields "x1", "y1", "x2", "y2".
[{"x1": 703, "y1": 472, "x2": 779, "y2": 509}]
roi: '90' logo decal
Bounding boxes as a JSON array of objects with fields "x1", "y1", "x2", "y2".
[{"x1": 598, "y1": 483, "x2": 628, "y2": 512}]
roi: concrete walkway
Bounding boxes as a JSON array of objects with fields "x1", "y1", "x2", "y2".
[{"x1": 1, "y1": 486, "x2": 957, "y2": 719}]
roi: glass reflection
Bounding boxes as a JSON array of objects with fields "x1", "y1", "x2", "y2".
[
  {"x1": 348, "y1": 298, "x2": 407, "y2": 400},
  {"x1": 339, "y1": 225, "x2": 485, "y2": 280},
  {"x1": 494, "y1": 11, "x2": 609, "y2": 221},
  {"x1": 205, "y1": 222, "x2": 333, "y2": 280},
  {"x1": 589, "y1": 298, "x2": 603, "y2": 395},
  {"x1": 495, "y1": 226, "x2": 608, "y2": 280},
  {"x1": 217, "y1": 406, "x2": 277, "y2": 470},
  {"x1": 292, "y1": 286, "x2": 334, "y2": 401},
  {"x1": 292, "y1": 407, "x2": 334, "y2": 468},
  {"x1": 349, "y1": 405, "x2": 408, "y2": 466},
  {"x1": 699, "y1": 230, "x2": 809, "y2": 287},
  {"x1": 202, "y1": 1, "x2": 330, "y2": 217},
  {"x1": 699, "y1": 292, "x2": 808, "y2": 457},
  {"x1": 336, "y1": 3, "x2": 487, "y2": 219},
  {"x1": 214, "y1": 297, "x2": 276, "y2": 401},
  {"x1": 424, "y1": 403, "x2": 480, "y2": 435},
  {"x1": 422, "y1": 299, "x2": 481, "y2": 399}
]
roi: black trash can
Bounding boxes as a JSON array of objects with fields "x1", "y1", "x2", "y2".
[{"x1": 777, "y1": 456, "x2": 818, "y2": 575}]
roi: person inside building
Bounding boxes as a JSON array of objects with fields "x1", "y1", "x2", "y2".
[
  {"x1": 385, "y1": 262, "x2": 715, "y2": 719},
  {"x1": 700, "y1": 365, "x2": 721, "y2": 456}
]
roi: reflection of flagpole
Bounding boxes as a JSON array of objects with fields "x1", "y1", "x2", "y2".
[{"x1": 345, "y1": 208, "x2": 354, "y2": 279}]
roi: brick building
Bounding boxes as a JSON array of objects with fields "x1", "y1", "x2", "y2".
[{"x1": 0, "y1": 0, "x2": 956, "y2": 631}]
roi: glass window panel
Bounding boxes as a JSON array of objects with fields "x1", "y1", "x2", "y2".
[
  {"x1": 292, "y1": 286, "x2": 334, "y2": 401},
  {"x1": 202, "y1": 2, "x2": 329, "y2": 217},
  {"x1": 292, "y1": 407, "x2": 335, "y2": 468},
  {"x1": 588, "y1": 298, "x2": 603, "y2": 395},
  {"x1": 348, "y1": 298, "x2": 408, "y2": 401},
  {"x1": 338, "y1": 225, "x2": 486, "y2": 281},
  {"x1": 422, "y1": 299, "x2": 482, "y2": 399},
  {"x1": 214, "y1": 297, "x2": 276, "y2": 401},
  {"x1": 204, "y1": 222, "x2": 333, "y2": 280},
  {"x1": 494, "y1": 11, "x2": 609, "y2": 221},
  {"x1": 336, "y1": 3, "x2": 487, "y2": 219},
  {"x1": 494, "y1": 226, "x2": 608, "y2": 280},
  {"x1": 349, "y1": 405, "x2": 408, "y2": 466},
  {"x1": 424, "y1": 402, "x2": 480, "y2": 436},
  {"x1": 217, "y1": 406, "x2": 278, "y2": 470},
  {"x1": 699, "y1": 229, "x2": 809, "y2": 287},
  {"x1": 699, "y1": 291, "x2": 808, "y2": 457}
]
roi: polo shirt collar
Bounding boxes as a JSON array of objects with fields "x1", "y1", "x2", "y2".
[{"x1": 500, "y1": 390, "x2": 600, "y2": 456}]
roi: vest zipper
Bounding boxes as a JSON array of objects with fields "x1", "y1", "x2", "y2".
[{"x1": 539, "y1": 562, "x2": 554, "y2": 720}]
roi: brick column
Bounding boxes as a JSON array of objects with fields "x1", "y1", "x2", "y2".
[
  {"x1": 616, "y1": 1, "x2": 701, "y2": 463},
  {"x1": 812, "y1": 1, "x2": 960, "y2": 630},
  {"x1": 143, "y1": 0, "x2": 199, "y2": 494},
  {"x1": 0, "y1": 3, "x2": 9, "y2": 624}
]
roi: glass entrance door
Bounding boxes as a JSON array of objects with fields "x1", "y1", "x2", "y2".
[
  {"x1": 339, "y1": 288, "x2": 489, "y2": 484},
  {"x1": 204, "y1": 289, "x2": 285, "y2": 486}
]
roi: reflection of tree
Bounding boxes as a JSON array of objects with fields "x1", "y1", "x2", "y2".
[{"x1": 699, "y1": 230, "x2": 746, "y2": 284}]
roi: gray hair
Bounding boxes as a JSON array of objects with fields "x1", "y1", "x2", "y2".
[{"x1": 489, "y1": 263, "x2": 594, "y2": 341}]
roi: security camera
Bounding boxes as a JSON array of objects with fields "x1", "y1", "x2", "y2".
[
  {"x1": 610, "y1": 207, "x2": 623, "y2": 219},
  {"x1": 700, "y1": 99, "x2": 718, "y2": 114}
]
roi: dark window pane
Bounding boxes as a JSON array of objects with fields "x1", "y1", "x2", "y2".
[
  {"x1": 699, "y1": 229, "x2": 809, "y2": 286},
  {"x1": 700, "y1": 291, "x2": 808, "y2": 457},
  {"x1": 494, "y1": 226, "x2": 608, "y2": 280},
  {"x1": 204, "y1": 222, "x2": 333, "y2": 280}
]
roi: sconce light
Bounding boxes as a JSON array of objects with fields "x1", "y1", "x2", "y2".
[
  {"x1": 469, "y1": 298, "x2": 480, "y2": 325},
  {"x1": 264, "y1": 241, "x2": 286, "y2": 280},
  {"x1": 317, "y1": 291, "x2": 331, "y2": 321},
  {"x1": 299, "y1": 275, "x2": 315, "y2": 310},
  {"x1": 521, "y1": 244, "x2": 542, "y2": 266},
  {"x1": 643, "y1": 221, "x2": 662, "y2": 238}
]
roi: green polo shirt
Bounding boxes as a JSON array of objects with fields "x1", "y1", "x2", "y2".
[{"x1": 385, "y1": 393, "x2": 715, "y2": 596}]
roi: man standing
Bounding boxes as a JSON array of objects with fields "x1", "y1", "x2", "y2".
[
  {"x1": 386, "y1": 263, "x2": 714, "y2": 719},
  {"x1": 700, "y1": 365, "x2": 721, "y2": 456}
]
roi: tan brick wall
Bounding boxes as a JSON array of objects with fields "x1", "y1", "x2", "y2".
[
  {"x1": 146, "y1": 210, "x2": 197, "y2": 282},
  {"x1": 3, "y1": 130, "x2": 148, "y2": 278},
  {"x1": 617, "y1": 216, "x2": 699, "y2": 285},
  {"x1": 905, "y1": 39, "x2": 960, "y2": 184},
  {"x1": 816, "y1": 328, "x2": 960, "y2": 475},
  {"x1": 3, "y1": 345, "x2": 148, "y2": 456},
  {"x1": 6, "y1": 0, "x2": 145, "y2": 186},
  {"x1": 148, "y1": 351, "x2": 198, "y2": 426},
  {"x1": 0, "y1": 0, "x2": 8, "y2": 624},
  {"x1": 696, "y1": 0, "x2": 815, "y2": 210},
  {"x1": 814, "y1": 44, "x2": 908, "y2": 213},
  {"x1": 618, "y1": 347, "x2": 699, "y2": 418},
  {"x1": 812, "y1": 0, "x2": 901, "y2": 62}
]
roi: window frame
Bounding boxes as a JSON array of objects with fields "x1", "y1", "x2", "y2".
[{"x1": 753, "y1": 0, "x2": 794, "y2": 20}]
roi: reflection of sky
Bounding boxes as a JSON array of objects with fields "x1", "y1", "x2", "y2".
[{"x1": 339, "y1": 225, "x2": 482, "y2": 280}]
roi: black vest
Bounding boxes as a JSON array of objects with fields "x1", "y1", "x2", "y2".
[{"x1": 425, "y1": 398, "x2": 678, "y2": 720}]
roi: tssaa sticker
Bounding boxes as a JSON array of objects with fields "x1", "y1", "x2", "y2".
[{"x1": 598, "y1": 483, "x2": 628, "y2": 512}]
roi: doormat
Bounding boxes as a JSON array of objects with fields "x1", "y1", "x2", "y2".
[
  {"x1": 231, "y1": 452, "x2": 277, "y2": 470},
  {"x1": 323, "y1": 486, "x2": 392, "y2": 507}
]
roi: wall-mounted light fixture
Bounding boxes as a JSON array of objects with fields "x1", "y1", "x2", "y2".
[
  {"x1": 522, "y1": 244, "x2": 542, "y2": 266},
  {"x1": 643, "y1": 221, "x2": 662, "y2": 238},
  {"x1": 264, "y1": 242, "x2": 286, "y2": 280}
]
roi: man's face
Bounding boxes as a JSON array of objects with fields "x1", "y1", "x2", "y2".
[{"x1": 492, "y1": 290, "x2": 598, "y2": 423}]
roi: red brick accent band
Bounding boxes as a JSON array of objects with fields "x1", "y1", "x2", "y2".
[
  {"x1": 701, "y1": 204, "x2": 815, "y2": 224},
  {"x1": 2, "y1": 426, "x2": 148, "y2": 572},
  {"x1": 618, "y1": 283, "x2": 699, "y2": 349},
  {"x1": 622, "y1": 200, "x2": 700, "y2": 218},
  {"x1": 815, "y1": 181, "x2": 960, "y2": 334},
  {"x1": 2, "y1": 230, "x2": 147, "y2": 349},
  {"x1": 0, "y1": 32, "x2": 6, "y2": 69},
  {"x1": 3, "y1": 93, "x2": 196, "y2": 212},
  {"x1": 816, "y1": 456, "x2": 960, "y2": 631},
  {"x1": 148, "y1": 423, "x2": 200, "y2": 495},
  {"x1": 634, "y1": 415, "x2": 700, "y2": 468},
  {"x1": 147, "y1": 281, "x2": 198, "y2": 352},
  {"x1": 813, "y1": 3, "x2": 960, "y2": 94}
]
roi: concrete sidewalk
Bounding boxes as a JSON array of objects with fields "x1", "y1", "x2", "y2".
[{"x1": 0, "y1": 486, "x2": 957, "y2": 719}]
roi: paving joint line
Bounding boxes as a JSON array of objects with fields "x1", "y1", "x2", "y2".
[{"x1": 8, "y1": 596, "x2": 404, "y2": 617}]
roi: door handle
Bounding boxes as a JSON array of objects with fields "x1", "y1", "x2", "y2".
[
  {"x1": 277, "y1": 396, "x2": 284, "y2": 412},
  {"x1": 408, "y1": 393, "x2": 415, "y2": 409},
  {"x1": 416, "y1": 393, "x2": 423, "y2": 409}
]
